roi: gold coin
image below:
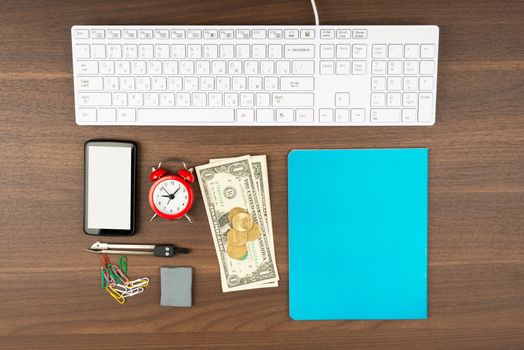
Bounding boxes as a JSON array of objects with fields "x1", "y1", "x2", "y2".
[
  {"x1": 246, "y1": 223, "x2": 261, "y2": 241},
  {"x1": 228, "y1": 207, "x2": 246, "y2": 222},
  {"x1": 231, "y1": 212, "x2": 253, "y2": 232},
  {"x1": 227, "y1": 229, "x2": 248, "y2": 247},
  {"x1": 227, "y1": 244, "x2": 247, "y2": 260}
]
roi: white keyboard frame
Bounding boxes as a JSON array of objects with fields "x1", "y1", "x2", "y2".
[{"x1": 72, "y1": 25, "x2": 439, "y2": 126}]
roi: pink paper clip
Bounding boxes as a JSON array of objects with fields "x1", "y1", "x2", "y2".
[{"x1": 109, "y1": 264, "x2": 129, "y2": 285}]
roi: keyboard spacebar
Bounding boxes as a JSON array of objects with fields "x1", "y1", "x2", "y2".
[{"x1": 137, "y1": 109, "x2": 235, "y2": 123}]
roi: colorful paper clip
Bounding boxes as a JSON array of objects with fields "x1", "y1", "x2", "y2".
[
  {"x1": 127, "y1": 277, "x2": 150, "y2": 289},
  {"x1": 106, "y1": 285, "x2": 126, "y2": 304},
  {"x1": 118, "y1": 256, "x2": 127, "y2": 275}
]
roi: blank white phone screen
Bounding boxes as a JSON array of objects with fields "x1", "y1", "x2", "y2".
[{"x1": 87, "y1": 146, "x2": 131, "y2": 229}]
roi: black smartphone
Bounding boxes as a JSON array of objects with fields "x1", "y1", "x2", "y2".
[{"x1": 84, "y1": 140, "x2": 136, "y2": 236}]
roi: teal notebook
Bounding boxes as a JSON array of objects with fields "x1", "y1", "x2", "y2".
[{"x1": 288, "y1": 149, "x2": 428, "y2": 320}]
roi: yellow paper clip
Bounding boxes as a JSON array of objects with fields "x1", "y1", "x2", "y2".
[{"x1": 106, "y1": 285, "x2": 126, "y2": 304}]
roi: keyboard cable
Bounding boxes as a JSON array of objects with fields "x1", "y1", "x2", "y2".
[{"x1": 310, "y1": 0, "x2": 320, "y2": 25}]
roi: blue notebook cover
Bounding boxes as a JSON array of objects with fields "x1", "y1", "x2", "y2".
[{"x1": 288, "y1": 149, "x2": 428, "y2": 320}]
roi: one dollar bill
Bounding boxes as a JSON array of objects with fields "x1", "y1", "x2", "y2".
[{"x1": 196, "y1": 155, "x2": 279, "y2": 292}]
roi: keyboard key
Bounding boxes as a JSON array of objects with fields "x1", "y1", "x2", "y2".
[
  {"x1": 277, "y1": 61, "x2": 291, "y2": 75},
  {"x1": 292, "y1": 61, "x2": 314, "y2": 74},
  {"x1": 387, "y1": 92, "x2": 401, "y2": 107},
  {"x1": 138, "y1": 109, "x2": 235, "y2": 123},
  {"x1": 76, "y1": 61, "x2": 98, "y2": 75},
  {"x1": 301, "y1": 29, "x2": 315, "y2": 39},
  {"x1": 336, "y1": 61, "x2": 350, "y2": 74},
  {"x1": 351, "y1": 109, "x2": 365, "y2": 123},
  {"x1": 118, "y1": 109, "x2": 136, "y2": 122},
  {"x1": 319, "y1": 109, "x2": 333, "y2": 123},
  {"x1": 123, "y1": 29, "x2": 137, "y2": 39},
  {"x1": 160, "y1": 93, "x2": 175, "y2": 107},
  {"x1": 107, "y1": 29, "x2": 121, "y2": 39},
  {"x1": 352, "y1": 45, "x2": 367, "y2": 59},
  {"x1": 219, "y1": 30, "x2": 233, "y2": 39},
  {"x1": 371, "y1": 93, "x2": 385, "y2": 107},
  {"x1": 123, "y1": 45, "x2": 138, "y2": 58},
  {"x1": 139, "y1": 29, "x2": 153, "y2": 39},
  {"x1": 276, "y1": 109, "x2": 294, "y2": 123},
  {"x1": 209, "y1": 93, "x2": 223, "y2": 107},
  {"x1": 403, "y1": 60, "x2": 418, "y2": 75},
  {"x1": 100, "y1": 61, "x2": 114, "y2": 75},
  {"x1": 335, "y1": 92, "x2": 350, "y2": 106},
  {"x1": 188, "y1": 44, "x2": 202, "y2": 59},
  {"x1": 188, "y1": 29, "x2": 202, "y2": 39},
  {"x1": 421, "y1": 44, "x2": 435, "y2": 58},
  {"x1": 371, "y1": 61, "x2": 386, "y2": 74},
  {"x1": 154, "y1": 29, "x2": 169, "y2": 39},
  {"x1": 171, "y1": 29, "x2": 185, "y2": 39},
  {"x1": 98, "y1": 108, "x2": 116, "y2": 121},
  {"x1": 155, "y1": 44, "x2": 170, "y2": 58},
  {"x1": 260, "y1": 61, "x2": 274, "y2": 75},
  {"x1": 252, "y1": 45, "x2": 266, "y2": 59},
  {"x1": 203, "y1": 29, "x2": 218, "y2": 39},
  {"x1": 388, "y1": 61, "x2": 402, "y2": 74},
  {"x1": 370, "y1": 109, "x2": 400, "y2": 123},
  {"x1": 320, "y1": 45, "x2": 335, "y2": 59},
  {"x1": 204, "y1": 44, "x2": 218, "y2": 59},
  {"x1": 387, "y1": 77, "x2": 402, "y2": 91},
  {"x1": 352, "y1": 29, "x2": 367, "y2": 39},
  {"x1": 402, "y1": 93, "x2": 417, "y2": 107},
  {"x1": 113, "y1": 93, "x2": 127, "y2": 106},
  {"x1": 418, "y1": 93, "x2": 433, "y2": 122},
  {"x1": 237, "y1": 109, "x2": 254, "y2": 122},
  {"x1": 236, "y1": 29, "x2": 250, "y2": 39},
  {"x1": 335, "y1": 109, "x2": 349, "y2": 123},
  {"x1": 171, "y1": 45, "x2": 186, "y2": 58},
  {"x1": 107, "y1": 44, "x2": 122, "y2": 58},
  {"x1": 352, "y1": 61, "x2": 366, "y2": 75},
  {"x1": 388, "y1": 44, "x2": 403, "y2": 58},
  {"x1": 77, "y1": 93, "x2": 111, "y2": 106},
  {"x1": 75, "y1": 29, "x2": 89, "y2": 39},
  {"x1": 404, "y1": 44, "x2": 419, "y2": 58},
  {"x1": 320, "y1": 29, "x2": 335, "y2": 39},
  {"x1": 256, "y1": 93, "x2": 270, "y2": 107},
  {"x1": 296, "y1": 109, "x2": 314, "y2": 122},
  {"x1": 419, "y1": 76, "x2": 434, "y2": 91},
  {"x1": 268, "y1": 29, "x2": 283, "y2": 39},
  {"x1": 75, "y1": 45, "x2": 90, "y2": 58},
  {"x1": 257, "y1": 109, "x2": 274, "y2": 123},
  {"x1": 336, "y1": 29, "x2": 351, "y2": 39},
  {"x1": 336, "y1": 44, "x2": 351, "y2": 59},
  {"x1": 371, "y1": 77, "x2": 386, "y2": 90},
  {"x1": 403, "y1": 77, "x2": 418, "y2": 91},
  {"x1": 402, "y1": 109, "x2": 417, "y2": 122},
  {"x1": 268, "y1": 45, "x2": 282, "y2": 59},
  {"x1": 252, "y1": 29, "x2": 266, "y2": 39},
  {"x1": 320, "y1": 61, "x2": 334, "y2": 75},
  {"x1": 284, "y1": 29, "x2": 299, "y2": 39},
  {"x1": 225, "y1": 93, "x2": 238, "y2": 106},
  {"x1": 220, "y1": 45, "x2": 234, "y2": 59},
  {"x1": 78, "y1": 77, "x2": 103, "y2": 91},
  {"x1": 372, "y1": 45, "x2": 386, "y2": 58},
  {"x1": 138, "y1": 44, "x2": 153, "y2": 59},
  {"x1": 273, "y1": 93, "x2": 314, "y2": 107},
  {"x1": 420, "y1": 61, "x2": 435, "y2": 74},
  {"x1": 90, "y1": 29, "x2": 105, "y2": 39},
  {"x1": 78, "y1": 108, "x2": 97, "y2": 122},
  {"x1": 281, "y1": 77, "x2": 314, "y2": 91},
  {"x1": 284, "y1": 45, "x2": 314, "y2": 59}
]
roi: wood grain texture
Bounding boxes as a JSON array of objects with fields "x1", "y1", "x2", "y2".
[{"x1": 1, "y1": 0, "x2": 523, "y2": 348}]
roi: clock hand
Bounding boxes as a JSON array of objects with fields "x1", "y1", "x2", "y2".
[
  {"x1": 172, "y1": 186, "x2": 181, "y2": 196},
  {"x1": 161, "y1": 187, "x2": 170, "y2": 195},
  {"x1": 161, "y1": 195, "x2": 171, "y2": 198}
]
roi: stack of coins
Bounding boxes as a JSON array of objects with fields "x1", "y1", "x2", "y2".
[{"x1": 226, "y1": 207, "x2": 261, "y2": 260}]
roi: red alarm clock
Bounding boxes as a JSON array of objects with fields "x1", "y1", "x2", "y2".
[{"x1": 148, "y1": 159, "x2": 195, "y2": 223}]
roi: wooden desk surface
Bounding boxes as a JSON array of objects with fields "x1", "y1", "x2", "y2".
[{"x1": 1, "y1": 0, "x2": 523, "y2": 348}]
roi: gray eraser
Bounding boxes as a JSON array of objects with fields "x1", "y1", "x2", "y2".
[{"x1": 160, "y1": 267, "x2": 192, "y2": 307}]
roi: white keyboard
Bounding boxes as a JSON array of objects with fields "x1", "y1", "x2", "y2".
[{"x1": 72, "y1": 25, "x2": 439, "y2": 126}]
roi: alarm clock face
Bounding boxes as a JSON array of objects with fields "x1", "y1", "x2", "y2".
[{"x1": 150, "y1": 176, "x2": 193, "y2": 219}]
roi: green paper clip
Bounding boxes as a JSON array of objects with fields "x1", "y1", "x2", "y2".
[{"x1": 118, "y1": 256, "x2": 127, "y2": 275}]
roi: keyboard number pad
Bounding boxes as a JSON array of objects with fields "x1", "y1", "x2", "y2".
[{"x1": 371, "y1": 42, "x2": 436, "y2": 122}]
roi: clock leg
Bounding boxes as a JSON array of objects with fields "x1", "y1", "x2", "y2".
[
  {"x1": 185, "y1": 214, "x2": 193, "y2": 224},
  {"x1": 149, "y1": 213, "x2": 158, "y2": 222}
]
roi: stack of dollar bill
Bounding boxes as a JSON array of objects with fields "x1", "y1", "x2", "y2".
[{"x1": 195, "y1": 155, "x2": 279, "y2": 292}]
